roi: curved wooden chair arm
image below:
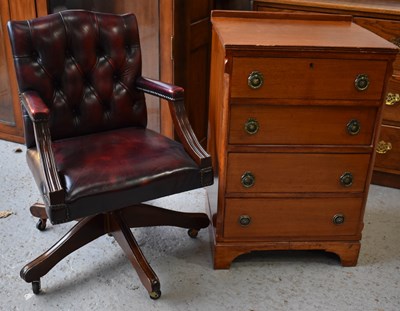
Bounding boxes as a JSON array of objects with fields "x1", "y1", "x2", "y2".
[
  {"x1": 136, "y1": 77, "x2": 212, "y2": 169},
  {"x1": 20, "y1": 91, "x2": 65, "y2": 205}
]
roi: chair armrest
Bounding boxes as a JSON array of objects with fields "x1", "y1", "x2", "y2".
[
  {"x1": 20, "y1": 91, "x2": 50, "y2": 122},
  {"x1": 21, "y1": 92, "x2": 65, "y2": 206},
  {"x1": 136, "y1": 77, "x2": 212, "y2": 170},
  {"x1": 136, "y1": 76, "x2": 184, "y2": 102}
]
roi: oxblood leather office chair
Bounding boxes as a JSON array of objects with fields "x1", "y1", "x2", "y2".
[{"x1": 7, "y1": 10, "x2": 213, "y2": 299}]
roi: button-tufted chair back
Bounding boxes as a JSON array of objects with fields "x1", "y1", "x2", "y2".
[{"x1": 10, "y1": 10, "x2": 146, "y2": 148}]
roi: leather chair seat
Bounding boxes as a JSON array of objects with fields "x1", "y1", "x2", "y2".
[{"x1": 27, "y1": 127, "x2": 202, "y2": 223}]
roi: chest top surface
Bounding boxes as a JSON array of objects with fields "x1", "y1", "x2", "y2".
[{"x1": 211, "y1": 11, "x2": 399, "y2": 52}]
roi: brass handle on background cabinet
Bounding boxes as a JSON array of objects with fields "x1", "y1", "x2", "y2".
[
  {"x1": 248, "y1": 71, "x2": 264, "y2": 89},
  {"x1": 241, "y1": 171, "x2": 255, "y2": 188},
  {"x1": 244, "y1": 118, "x2": 259, "y2": 135},
  {"x1": 346, "y1": 119, "x2": 361, "y2": 135},
  {"x1": 333, "y1": 214, "x2": 345, "y2": 225},
  {"x1": 386, "y1": 93, "x2": 400, "y2": 106},
  {"x1": 340, "y1": 172, "x2": 353, "y2": 187},
  {"x1": 239, "y1": 215, "x2": 252, "y2": 226},
  {"x1": 376, "y1": 140, "x2": 392, "y2": 154},
  {"x1": 354, "y1": 74, "x2": 370, "y2": 91}
]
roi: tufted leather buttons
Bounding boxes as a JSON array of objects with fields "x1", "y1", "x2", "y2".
[
  {"x1": 96, "y1": 47, "x2": 104, "y2": 57},
  {"x1": 9, "y1": 10, "x2": 146, "y2": 142},
  {"x1": 53, "y1": 79, "x2": 61, "y2": 88},
  {"x1": 31, "y1": 51, "x2": 40, "y2": 63}
]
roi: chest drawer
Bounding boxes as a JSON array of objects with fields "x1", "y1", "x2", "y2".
[
  {"x1": 382, "y1": 76, "x2": 400, "y2": 123},
  {"x1": 231, "y1": 57, "x2": 388, "y2": 100},
  {"x1": 226, "y1": 153, "x2": 370, "y2": 193},
  {"x1": 229, "y1": 105, "x2": 377, "y2": 145},
  {"x1": 223, "y1": 197, "x2": 363, "y2": 239},
  {"x1": 375, "y1": 125, "x2": 400, "y2": 171}
]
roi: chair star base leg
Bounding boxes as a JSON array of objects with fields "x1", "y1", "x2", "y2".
[
  {"x1": 20, "y1": 214, "x2": 106, "y2": 284},
  {"x1": 110, "y1": 211, "x2": 162, "y2": 299},
  {"x1": 21, "y1": 204, "x2": 209, "y2": 298},
  {"x1": 120, "y1": 203, "x2": 210, "y2": 231}
]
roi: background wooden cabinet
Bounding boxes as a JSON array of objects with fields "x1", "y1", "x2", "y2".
[
  {"x1": 1, "y1": 0, "x2": 213, "y2": 147},
  {"x1": 253, "y1": 0, "x2": 400, "y2": 188},
  {"x1": 214, "y1": 0, "x2": 252, "y2": 10},
  {"x1": 163, "y1": 0, "x2": 213, "y2": 146},
  {"x1": 0, "y1": 0, "x2": 43, "y2": 143}
]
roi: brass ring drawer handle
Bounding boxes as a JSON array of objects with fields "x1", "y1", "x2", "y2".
[
  {"x1": 241, "y1": 171, "x2": 255, "y2": 188},
  {"x1": 239, "y1": 215, "x2": 251, "y2": 226},
  {"x1": 244, "y1": 118, "x2": 259, "y2": 135},
  {"x1": 248, "y1": 71, "x2": 264, "y2": 89},
  {"x1": 376, "y1": 140, "x2": 392, "y2": 154},
  {"x1": 340, "y1": 172, "x2": 353, "y2": 187},
  {"x1": 333, "y1": 214, "x2": 345, "y2": 225},
  {"x1": 386, "y1": 93, "x2": 400, "y2": 106},
  {"x1": 354, "y1": 74, "x2": 369, "y2": 91},
  {"x1": 346, "y1": 119, "x2": 361, "y2": 136}
]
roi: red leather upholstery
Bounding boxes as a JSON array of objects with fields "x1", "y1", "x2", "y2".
[
  {"x1": 26, "y1": 127, "x2": 204, "y2": 222},
  {"x1": 9, "y1": 10, "x2": 146, "y2": 148}
]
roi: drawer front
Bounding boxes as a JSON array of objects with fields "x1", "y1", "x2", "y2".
[
  {"x1": 354, "y1": 17, "x2": 400, "y2": 74},
  {"x1": 223, "y1": 197, "x2": 363, "y2": 239},
  {"x1": 231, "y1": 57, "x2": 388, "y2": 100},
  {"x1": 230, "y1": 105, "x2": 377, "y2": 145},
  {"x1": 374, "y1": 125, "x2": 400, "y2": 171},
  {"x1": 226, "y1": 153, "x2": 370, "y2": 193},
  {"x1": 383, "y1": 76, "x2": 400, "y2": 123}
]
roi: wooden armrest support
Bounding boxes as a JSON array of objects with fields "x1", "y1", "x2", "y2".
[
  {"x1": 33, "y1": 121, "x2": 65, "y2": 205},
  {"x1": 136, "y1": 77, "x2": 212, "y2": 170},
  {"x1": 20, "y1": 91, "x2": 50, "y2": 122},
  {"x1": 21, "y1": 92, "x2": 65, "y2": 205},
  {"x1": 167, "y1": 99, "x2": 212, "y2": 169}
]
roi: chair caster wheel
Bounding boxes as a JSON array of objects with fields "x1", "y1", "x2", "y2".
[
  {"x1": 32, "y1": 280, "x2": 41, "y2": 294},
  {"x1": 149, "y1": 290, "x2": 161, "y2": 300},
  {"x1": 188, "y1": 228, "x2": 199, "y2": 238},
  {"x1": 36, "y1": 219, "x2": 47, "y2": 231}
]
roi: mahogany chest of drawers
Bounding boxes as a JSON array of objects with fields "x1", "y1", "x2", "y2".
[
  {"x1": 253, "y1": 0, "x2": 400, "y2": 188},
  {"x1": 207, "y1": 10, "x2": 398, "y2": 269}
]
